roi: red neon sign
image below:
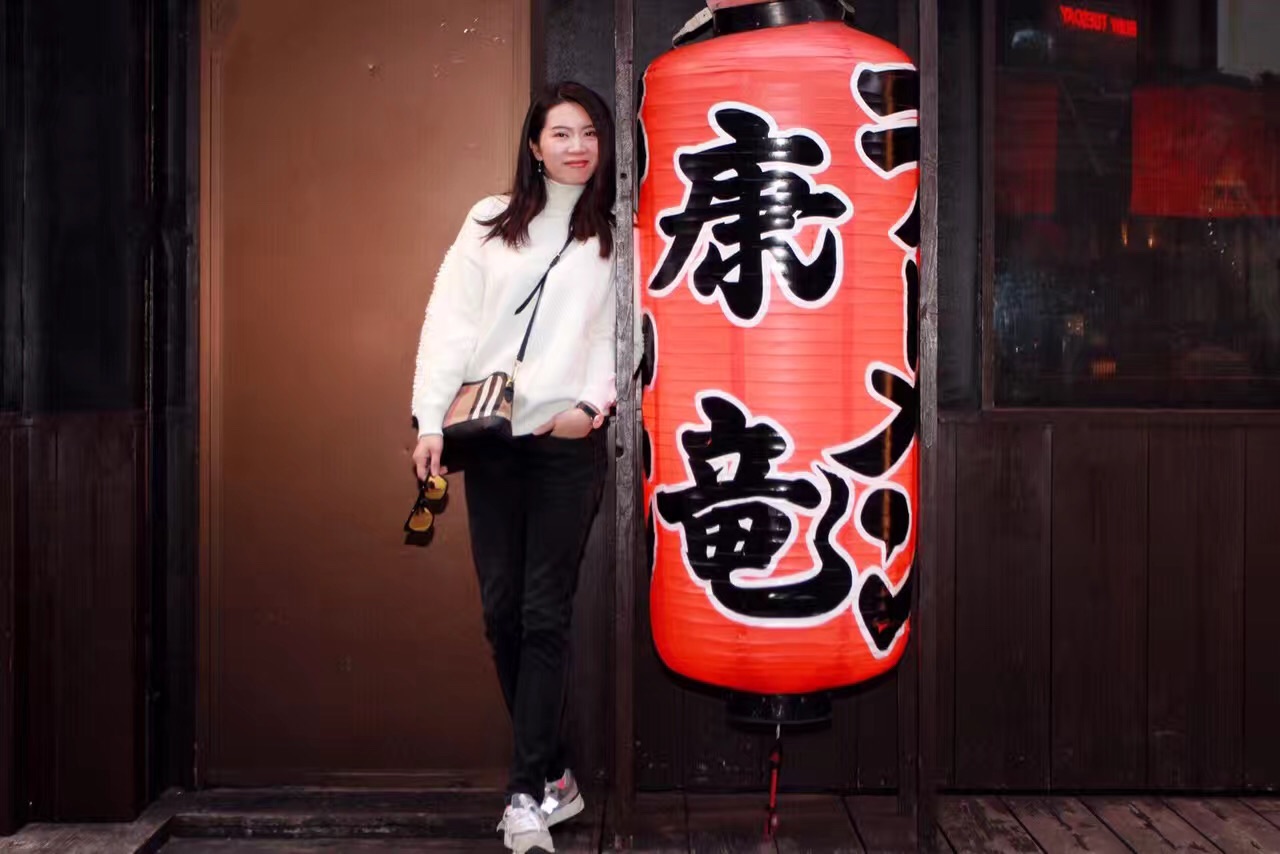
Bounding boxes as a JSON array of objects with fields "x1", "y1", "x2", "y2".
[{"x1": 1059, "y1": 5, "x2": 1138, "y2": 38}]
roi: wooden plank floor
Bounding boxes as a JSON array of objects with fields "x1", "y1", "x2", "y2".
[{"x1": 2, "y1": 793, "x2": 1280, "y2": 852}]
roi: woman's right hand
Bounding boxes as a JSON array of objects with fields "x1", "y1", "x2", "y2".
[{"x1": 413, "y1": 434, "x2": 446, "y2": 480}]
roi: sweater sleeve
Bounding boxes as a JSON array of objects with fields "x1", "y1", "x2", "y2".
[
  {"x1": 411, "y1": 199, "x2": 496, "y2": 437},
  {"x1": 576, "y1": 264, "x2": 617, "y2": 412}
]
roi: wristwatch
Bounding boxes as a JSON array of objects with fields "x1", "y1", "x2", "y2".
[{"x1": 575, "y1": 401, "x2": 601, "y2": 420}]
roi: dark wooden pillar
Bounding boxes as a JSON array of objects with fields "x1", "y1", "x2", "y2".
[
  {"x1": 1, "y1": 0, "x2": 26, "y2": 835},
  {"x1": 915, "y1": 0, "x2": 942, "y2": 847},
  {"x1": 0, "y1": 0, "x2": 182, "y2": 829},
  {"x1": 612, "y1": 0, "x2": 638, "y2": 837}
]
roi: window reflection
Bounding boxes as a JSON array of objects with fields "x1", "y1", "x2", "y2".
[{"x1": 994, "y1": 0, "x2": 1280, "y2": 406}]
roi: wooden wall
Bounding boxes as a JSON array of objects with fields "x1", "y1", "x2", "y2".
[
  {"x1": 0, "y1": 416, "x2": 149, "y2": 829},
  {"x1": 940, "y1": 412, "x2": 1280, "y2": 792},
  {"x1": 0, "y1": 0, "x2": 189, "y2": 832},
  {"x1": 634, "y1": 413, "x2": 1280, "y2": 794}
]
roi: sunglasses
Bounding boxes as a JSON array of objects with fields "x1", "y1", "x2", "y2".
[{"x1": 405, "y1": 474, "x2": 449, "y2": 533}]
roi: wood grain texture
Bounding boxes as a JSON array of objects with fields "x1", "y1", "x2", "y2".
[
  {"x1": 933, "y1": 423, "x2": 957, "y2": 789},
  {"x1": 619, "y1": 792, "x2": 688, "y2": 853},
  {"x1": 952, "y1": 423, "x2": 1052, "y2": 789},
  {"x1": 1085, "y1": 797, "x2": 1218, "y2": 853},
  {"x1": 773, "y1": 795, "x2": 862, "y2": 854},
  {"x1": 937, "y1": 797, "x2": 1041, "y2": 854},
  {"x1": 857, "y1": 673, "x2": 900, "y2": 791},
  {"x1": 1148, "y1": 428, "x2": 1245, "y2": 789},
  {"x1": 783, "y1": 701, "x2": 857, "y2": 791},
  {"x1": 684, "y1": 794, "x2": 773, "y2": 854},
  {"x1": 1005, "y1": 798, "x2": 1128, "y2": 854},
  {"x1": 0, "y1": 425, "x2": 25, "y2": 835},
  {"x1": 682, "y1": 689, "x2": 765, "y2": 790},
  {"x1": 848, "y1": 796, "x2": 948, "y2": 854},
  {"x1": 1050, "y1": 427, "x2": 1148, "y2": 789},
  {"x1": 1244, "y1": 428, "x2": 1280, "y2": 790},
  {"x1": 613, "y1": 0, "x2": 639, "y2": 827},
  {"x1": 1166, "y1": 798, "x2": 1280, "y2": 854},
  {"x1": 26, "y1": 416, "x2": 145, "y2": 822}
]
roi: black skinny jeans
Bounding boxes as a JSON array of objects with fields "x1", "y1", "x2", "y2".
[{"x1": 463, "y1": 430, "x2": 606, "y2": 800}]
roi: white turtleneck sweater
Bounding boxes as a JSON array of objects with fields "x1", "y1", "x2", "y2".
[{"x1": 412, "y1": 179, "x2": 615, "y2": 438}]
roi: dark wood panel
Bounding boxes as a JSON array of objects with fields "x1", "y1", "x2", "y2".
[
  {"x1": 0, "y1": 425, "x2": 25, "y2": 835},
  {"x1": 684, "y1": 794, "x2": 773, "y2": 854},
  {"x1": 22, "y1": 0, "x2": 149, "y2": 412},
  {"x1": 682, "y1": 688, "x2": 766, "y2": 791},
  {"x1": 1148, "y1": 427, "x2": 1245, "y2": 789},
  {"x1": 1050, "y1": 427, "x2": 1148, "y2": 788},
  {"x1": 1244, "y1": 428, "x2": 1280, "y2": 790},
  {"x1": 1, "y1": 0, "x2": 24, "y2": 411},
  {"x1": 568, "y1": 460, "x2": 614, "y2": 791},
  {"x1": 936, "y1": 797, "x2": 1040, "y2": 854},
  {"x1": 1084, "y1": 797, "x2": 1218, "y2": 853},
  {"x1": 1005, "y1": 798, "x2": 1127, "y2": 853},
  {"x1": 773, "y1": 795, "x2": 862, "y2": 853},
  {"x1": 617, "y1": 792, "x2": 687, "y2": 852},
  {"x1": 26, "y1": 415, "x2": 144, "y2": 821},
  {"x1": 934, "y1": 423, "x2": 957, "y2": 788},
  {"x1": 856, "y1": 673, "x2": 900, "y2": 791},
  {"x1": 847, "y1": 796, "x2": 928, "y2": 854},
  {"x1": 952, "y1": 423, "x2": 1051, "y2": 789},
  {"x1": 633, "y1": 514, "x2": 684, "y2": 790},
  {"x1": 782, "y1": 698, "x2": 857, "y2": 791},
  {"x1": 1166, "y1": 798, "x2": 1280, "y2": 853},
  {"x1": 613, "y1": 0, "x2": 638, "y2": 825}
]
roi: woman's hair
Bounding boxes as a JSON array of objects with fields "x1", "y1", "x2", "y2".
[{"x1": 479, "y1": 81, "x2": 616, "y2": 258}]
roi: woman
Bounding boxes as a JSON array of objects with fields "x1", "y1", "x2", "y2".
[{"x1": 410, "y1": 81, "x2": 615, "y2": 854}]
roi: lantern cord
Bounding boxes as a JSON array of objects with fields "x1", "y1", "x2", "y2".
[
  {"x1": 764, "y1": 724, "x2": 783, "y2": 839},
  {"x1": 838, "y1": 0, "x2": 856, "y2": 20}
]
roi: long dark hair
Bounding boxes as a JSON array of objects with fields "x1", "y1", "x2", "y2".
[{"x1": 480, "y1": 81, "x2": 616, "y2": 258}]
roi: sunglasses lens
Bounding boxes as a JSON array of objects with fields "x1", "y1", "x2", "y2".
[
  {"x1": 408, "y1": 507, "x2": 434, "y2": 532},
  {"x1": 424, "y1": 475, "x2": 448, "y2": 501}
]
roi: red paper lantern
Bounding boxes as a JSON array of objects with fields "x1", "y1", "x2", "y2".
[{"x1": 638, "y1": 7, "x2": 920, "y2": 698}]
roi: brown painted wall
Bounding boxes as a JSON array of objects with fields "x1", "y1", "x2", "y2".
[{"x1": 199, "y1": 0, "x2": 532, "y2": 784}]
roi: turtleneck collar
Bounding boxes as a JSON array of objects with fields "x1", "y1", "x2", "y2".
[{"x1": 544, "y1": 177, "x2": 586, "y2": 216}]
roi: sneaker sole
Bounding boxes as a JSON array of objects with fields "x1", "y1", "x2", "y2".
[
  {"x1": 510, "y1": 829, "x2": 555, "y2": 854},
  {"x1": 545, "y1": 792, "x2": 585, "y2": 828}
]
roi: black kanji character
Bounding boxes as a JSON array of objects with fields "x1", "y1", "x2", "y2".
[
  {"x1": 854, "y1": 65, "x2": 920, "y2": 178},
  {"x1": 655, "y1": 394, "x2": 820, "y2": 541},
  {"x1": 649, "y1": 106, "x2": 850, "y2": 324},
  {"x1": 708, "y1": 466, "x2": 856, "y2": 621}
]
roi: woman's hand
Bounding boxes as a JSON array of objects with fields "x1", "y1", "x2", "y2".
[
  {"x1": 413, "y1": 434, "x2": 446, "y2": 480},
  {"x1": 533, "y1": 407, "x2": 601, "y2": 439}
]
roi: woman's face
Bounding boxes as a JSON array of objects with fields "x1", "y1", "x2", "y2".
[{"x1": 529, "y1": 101, "x2": 599, "y2": 186}]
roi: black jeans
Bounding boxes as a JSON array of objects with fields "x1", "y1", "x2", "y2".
[{"x1": 463, "y1": 430, "x2": 606, "y2": 800}]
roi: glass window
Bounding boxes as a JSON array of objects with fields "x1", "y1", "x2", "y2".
[{"x1": 993, "y1": 0, "x2": 1280, "y2": 407}]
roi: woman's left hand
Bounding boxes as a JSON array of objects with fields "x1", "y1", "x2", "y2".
[{"x1": 533, "y1": 407, "x2": 602, "y2": 439}]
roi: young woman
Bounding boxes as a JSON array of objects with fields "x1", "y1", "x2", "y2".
[{"x1": 410, "y1": 81, "x2": 615, "y2": 854}]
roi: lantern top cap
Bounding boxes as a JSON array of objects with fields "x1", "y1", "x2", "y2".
[{"x1": 673, "y1": 0, "x2": 854, "y2": 47}]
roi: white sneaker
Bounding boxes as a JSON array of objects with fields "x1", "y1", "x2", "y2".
[
  {"x1": 497, "y1": 793, "x2": 554, "y2": 853},
  {"x1": 541, "y1": 769, "x2": 585, "y2": 828}
]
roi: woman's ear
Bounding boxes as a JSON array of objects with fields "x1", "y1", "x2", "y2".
[{"x1": 528, "y1": 139, "x2": 542, "y2": 164}]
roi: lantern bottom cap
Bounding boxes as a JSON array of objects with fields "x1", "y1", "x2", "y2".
[{"x1": 726, "y1": 690, "x2": 833, "y2": 726}]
